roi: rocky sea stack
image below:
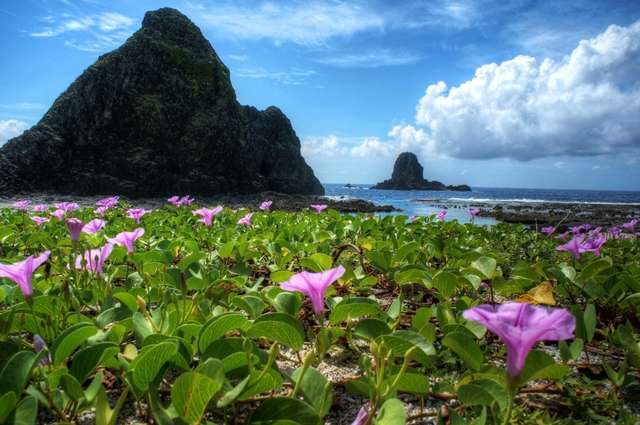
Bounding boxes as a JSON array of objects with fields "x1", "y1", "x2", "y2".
[
  {"x1": 0, "y1": 8, "x2": 324, "y2": 197},
  {"x1": 372, "y1": 152, "x2": 470, "y2": 191}
]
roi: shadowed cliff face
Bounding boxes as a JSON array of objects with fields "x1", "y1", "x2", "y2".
[
  {"x1": 372, "y1": 152, "x2": 471, "y2": 191},
  {"x1": 0, "y1": 7, "x2": 324, "y2": 197}
]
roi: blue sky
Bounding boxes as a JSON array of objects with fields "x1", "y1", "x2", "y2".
[{"x1": 1, "y1": 0, "x2": 639, "y2": 190}]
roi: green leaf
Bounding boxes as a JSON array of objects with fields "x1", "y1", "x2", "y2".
[
  {"x1": 559, "y1": 338, "x2": 584, "y2": 362},
  {"x1": 471, "y1": 257, "x2": 497, "y2": 280},
  {"x1": 61, "y1": 373, "x2": 85, "y2": 401},
  {"x1": 270, "y1": 270, "x2": 294, "y2": 283},
  {"x1": 7, "y1": 395, "x2": 37, "y2": 425},
  {"x1": 0, "y1": 391, "x2": 17, "y2": 423},
  {"x1": 198, "y1": 313, "x2": 249, "y2": 353},
  {"x1": 128, "y1": 342, "x2": 178, "y2": 395},
  {"x1": 292, "y1": 367, "x2": 332, "y2": 417},
  {"x1": 433, "y1": 271, "x2": 459, "y2": 298},
  {"x1": 172, "y1": 371, "x2": 224, "y2": 425},
  {"x1": 250, "y1": 397, "x2": 320, "y2": 425},
  {"x1": 379, "y1": 330, "x2": 435, "y2": 366},
  {"x1": 391, "y1": 371, "x2": 428, "y2": 394},
  {"x1": 246, "y1": 313, "x2": 305, "y2": 350},
  {"x1": 458, "y1": 379, "x2": 508, "y2": 411},
  {"x1": 232, "y1": 295, "x2": 266, "y2": 319},
  {"x1": 517, "y1": 350, "x2": 569, "y2": 385},
  {"x1": 442, "y1": 332, "x2": 484, "y2": 371},
  {"x1": 70, "y1": 342, "x2": 119, "y2": 383},
  {"x1": 0, "y1": 351, "x2": 38, "y2": 396},
  {"x1": 375, "y1": 398, "x2": 405, "y2": 425},
  {"x1": 355, "y1": 318, "x2": 392, "y2": 340},
  {"x1": 52, "y1": 322, "x2": 98, "y2": 365},
  {"x1": 583, "y1": 304, "x2": 596, "y2": 342},
  {"x1": 329, "y1": 297, "x2": 381, "y2": 323}
]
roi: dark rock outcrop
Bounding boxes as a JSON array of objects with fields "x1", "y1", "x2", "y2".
[
  {"x1": 372, "y1": 152, "x2": 470, "y2": 191},
  {"x1": 0, "y1": 8, "x2": 323, "y2": 197}
]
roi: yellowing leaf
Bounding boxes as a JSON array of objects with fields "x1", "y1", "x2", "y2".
[{"x1": 516, "y1": 282, "x2": 556, "y2": 305}]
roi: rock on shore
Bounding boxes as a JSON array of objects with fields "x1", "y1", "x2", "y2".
[
  {"x1": 372, "y1": 152, "x2": 470, "y2": 191},
  {"x1": 0, "y1": 8, "x2": 323, "y2": 198}
]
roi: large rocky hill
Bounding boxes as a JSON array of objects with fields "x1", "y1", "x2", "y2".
[{"x1": 0, "y1": 8, "x2": 324, "y2": 197}]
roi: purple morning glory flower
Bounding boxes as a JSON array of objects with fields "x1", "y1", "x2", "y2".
[
  {"x1": 54, "y1": 202, "x2": 79, "y2": 213},
  {"x1": 66, "y1": 218, "x2": 84, "y2": 242},
  {"x1": 31, "y1": 216, "x2": 50, "y2": 226},
  {"x1": 94, "y1": 206, "x2": 108, "y2": 216},
  {"x1": 126, "y1": 208, "x2": 146, "y2": 224},
  {"x1": 192, "y1": 206, "x2": 223, "y2": 227},
  {"x1": 32, "y1": 204, "x2": 48, "y2": 213},
  {"x1": 108, "y1": 228, "x2": 145, "y2": 254},
  {"x1": 34, "y1": 334, "x2": 51, "y2": 366},
  {"x1": 468, "y1": 208, "x2": 480, "y2": 217},
  {"x1": 436, "y1": 210, "x2": 447, "y2": 221},
  {"x1": 237, "y1": 212, "x2": 253, "y2": 226},
  {"x1": 463, "y1": 303, "x2": 575, "y2": 377},
  {"x1": 280, "y1": 266, "x2": 345, "y2": 315},
  {"x1": 609, "y1": 226, "x2": 621, "y2": 238},
  {"x1": 556, "y1": 235, "x2": 585, "y2": 259},
  {"x1": 96, "y1": 196, "x2": 119, "y2": 209},
  {"x1": 310, "y1": 204, "x2": 328, "y2": 214},
  {"x1": 541, "y1": 226, "x2": 555, "y2": 235},
  {"x1": 75, "y1": 243, "x2": 113, "y2": 276},
  {"x1": 168, "y1": 195, "x2": 194, "y2": 207},
  {"x1": 12, "y1": 200, "x2": 31, "y2": 210},
  {"x1": 51, "y1": 209, "x2": 66, "y2": 221},
  {"x1": 351, "y1": 405, "x2": 370, "y2": 425},
  {"x1": 582, "y1": 232, "x2": 607, "y2": 257},
  {"x1": 260, "y1": 200, "x2": 273, "y2": 211},
  {"x1": 82, "y1": 219, "x2": 106, "y2": 234},
  {"x1": 622, "y1": 219, "x2": 638, "y2": 232},
  {"x1": 0, "y1": 251, "x2": 50, "y2": 299}
]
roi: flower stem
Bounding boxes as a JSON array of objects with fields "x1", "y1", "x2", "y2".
[{"x1": 291, "y1": 351, "x2": 314, "y2": 398}]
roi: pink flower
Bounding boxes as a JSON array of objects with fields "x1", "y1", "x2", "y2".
[
  {"x1": 463, "y1": 303, "x2": 575, "y2": 377},
  {"x1": 12, "y1": 200, "x2": 31, "y2": 210},
  {"x1": 107, "y1": 228, "x2": 145, "y2": 254},
  {"x1": 126, "y1": 208, "x2": 146, "y2": 224},
  {"x1": 34, "y1": 334, "x2": 51, "y2": 366},
  {"x1": 281, "y1": 266, "x2": 345, "y2": 315},
  {"x1": 74, "y1": 243, "x2": 113, "y2": 276},
  {"x1": 582, "y1": 232, "x2": 607, "y2": 257},
  {"x1": 622, "y1": 219, "x2": 638, "y2": 232},
  {"x1": 260, "y1": 201, "x2": 273, "y2": 211},
  {"x1": 95, "y1": 206, "x2": 108, "y2": 216},
  {"x1": 351, "y1": 405, "x2": 370, "y2": 425},
  {"x1": 54, "y1": 202, "x2": 79, "y2": 213},
  {"x1": 192, "y1": 206, "x2": 223, "y2": 227},
  {"x1": 31, "y1": 216, "x2": 50, "y2": 226},
  {"x1": 468, "y1": 208, "x2": 480, "y2": 217},
  {"x1": 0, "y1": 251, "x2": 50, "y2": 299},
  {"x1": 436, "y1": 210, "x2": 447, "y2": 221},
  {"x1": 237, "y1": 212, "x2": 253, "y2": 226},
  {"x1": 310, "y1": 204, "x2": 328, "y2": 214},
  {"x1": 51, "y1": 209, "x2": 66, "y2": 221},
  {"x1": 82, "y1": 219, "x2": 106, "y2": 234},
  {"x1": 32, "y1": 204, "x2": 48, "y2": 212},
  {"x1": 96, "y1": 196, "x2": 119, "y2": 209},
  {"x1": 557, "y1": 233, "x2": 607, "y2": 259},
  {"x1": 66, "y1": 218, "x2": 84, "y2": 242},
  {"x1": 609, "y1": 226, "x2": 621, "y2": 238},
  {"x1": 168, "y1": 195, "x2": 194, "y2": 207},
  {"x1": 541, "y1": 226, "x2": 555, "y2": 235}
]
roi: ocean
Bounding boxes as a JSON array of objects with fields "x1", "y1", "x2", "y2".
[{"x1": 323, "y1": 184, "x2": 640, "y2": 224}]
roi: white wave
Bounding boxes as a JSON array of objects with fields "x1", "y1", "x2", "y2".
[{"x1": 443, "y1": 197, "x2": 640, "y2": 206}]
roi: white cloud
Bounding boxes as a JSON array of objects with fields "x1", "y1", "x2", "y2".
[
  {"x1": 301, "y1": 135, "x2": 348, "y2": 157},
  {"x1": 350, "y1": 137, "x2": 394, "y2": 157},
  {"x1": 193, "y1": 1, "x2": 384, "y2": 46},
  {"x1": 30, "y1": 12, "x2": 135, "y2": 52},
  {"x1": 227, "y1": 54, "x2": 249, "y2": 62},
  {"x1": 315, "y1": 49, "x2": 421, "y2": 68},
  {"x1": 0, "y1": 102, "x2": 45, "y2": 111},
  {"x1": 0, "y1": 120, "x2": 29, "y2": 145},
  {"x1": 404, "y1": 20, "x2": 640, "y2": 161},
  {"x1": 235, "y1": 68, "x2": 316, "y2": 85}
]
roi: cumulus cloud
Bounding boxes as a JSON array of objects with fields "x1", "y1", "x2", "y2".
[
  {"x1": 400, "y1": 20, "x2": 640, "y2": 161},
  {"x1": 301, "y1": 135, "x2": 348, "y2": 157},
  {"x1": 235, "y1": 68, "x2": 316, "y2": 85},
  {"x1": 350, "y1": 137, "x2": 394, "y2": 157},
  {"x1": 0, "y1": 120, "x2": 29, "y2": 145}
]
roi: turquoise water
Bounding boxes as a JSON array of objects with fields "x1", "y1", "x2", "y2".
[{"x1": 323, "y1": 184, "x2": 640, "y2": 224}]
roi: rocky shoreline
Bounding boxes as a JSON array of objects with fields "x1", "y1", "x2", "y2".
[
  {"x1": 0, "y1": 191, "x2": 398, "y2": 213},
  {"x1": 415, "y1": 198, "x2": 640, "y2": 229}
]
